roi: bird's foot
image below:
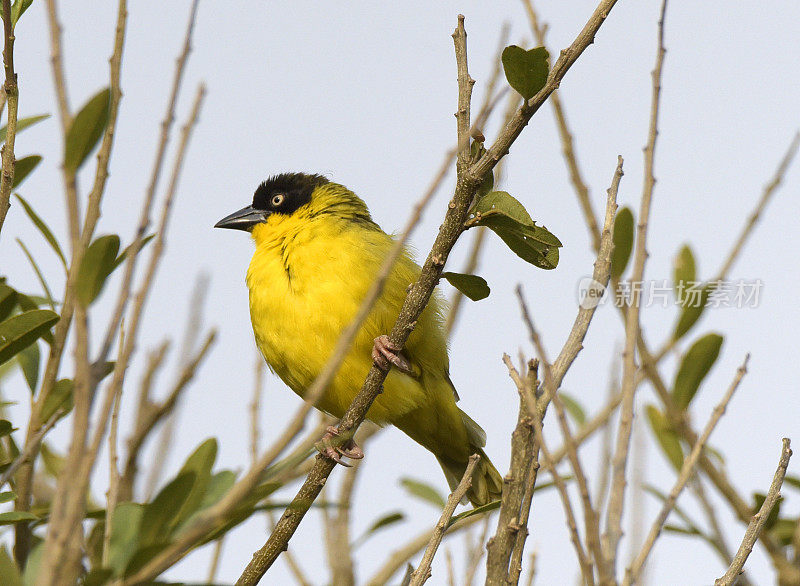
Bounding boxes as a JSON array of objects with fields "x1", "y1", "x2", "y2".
[
  {"x1": 317, "y1": 425, "x2": 364, "y2": 467},
  {"x1": 372, "y1": 334, "x2": 412, "y2": 374}
]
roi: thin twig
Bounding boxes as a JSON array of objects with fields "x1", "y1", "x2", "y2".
[
  {"x1": 97, "y1": 0, "x2": 201, "y2": 363},
  {"x1": 504, "y1": 357, "x2": 595, "y2": 586},
  {"x1": 521, "y1": 307, "x2": 608, "y2": 584},
  {"x1": 714, "y1": 438, "x2": 793, "y2": 586},
  {"x1": 624, "y1": 356, "x2": 749, "y2": 585},
  {"x1": 714, "y1": 131, "x2": 800, "y2": 281},
  {"x1": 0, "y1": 0, "x2": 18, "y2": 235},
  {"x1": 365, "y1": 512, "x2": 487, "y2": 586},
  {"x1": 102, "y1": 329, "x2": 125, "y2": 567},
  {"x1": 602, "y1": 1, "x2": 667, "y2": 571},
  {"x1": 408, "y1": 454, "x2": 481, "y2": 586}
]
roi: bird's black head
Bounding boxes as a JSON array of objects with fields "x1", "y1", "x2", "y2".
[
  {"x1": 252, "y1": 173, "x2": 329, "y2": 215},
  {"x1": 215, "y1": 172, "x2": 329, "y2": 231}
]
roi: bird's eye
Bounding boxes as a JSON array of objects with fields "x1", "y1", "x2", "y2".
[{"x1": 271, "y1": 193, "x2": 285, "y2": 207}]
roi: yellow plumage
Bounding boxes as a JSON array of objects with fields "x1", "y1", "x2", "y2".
[{"x1": 218, "y1": 173, "x2": 501, "y2": 506}]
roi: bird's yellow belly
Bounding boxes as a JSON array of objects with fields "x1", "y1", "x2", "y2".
[{"x1": 247, "y1": 236, "x2": 425, "y2": 423}]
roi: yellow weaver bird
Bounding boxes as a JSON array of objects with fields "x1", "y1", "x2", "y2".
[{"x1": 215, "y1": 173, "x2": 502, "y2": 506}]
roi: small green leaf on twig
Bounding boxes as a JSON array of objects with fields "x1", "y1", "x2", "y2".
[
  {"x1": 0, "y1": 491, "x2": 16, "y2": 504},
  {"x1": 40, "y1": 378, "x2": 73, "y2": 421},
  {"x1": 0, "y1": 420, "x2": 13, "y2": 437},
  {"x1": 672, "y1": 333, "x2": 724, "y2": 411},
  {"x1": 76, "y1": 234, "x2": 121, "y2": 307},
  {"x1": 0, "y1": 511, "x2": 38, "y2": 525},
  {"x1": 441, "y1": 272, "x2": 490, "y2": 301},
  {"x1": 447, "y1": 499, "x2": 501, "y2": 529},
  {"x1": 501, "y1": 45, "x2": 549, "y2": 100},
  {"x1": 673, "y1": 244, "x2": 696, "y2": 304},
  {"x1": 0, "y1": 114, "x2": 50, "y2": 144},
  {"x1": 15, "y1": 194, "x2": 67, "y2": 269},
  {"x1": 400, "y1": 477, "x2": 446, "y2": 509},
  {"x1": 16, "y1": 341, "x2": 39, "y2": 393},
  {"x1": 111, "y1": 234, "x2": 156, "y2": 271},
  {"x1": 611, "y1": 206, "x2": 634, "y2": 279},
  {"x1": 466, "y1": 191, "x2": 562, "y2": 270},
  {"x1": 0, "y1": 284, "x2": 17, "y2": 322},
  {"x1": 16, "y1": 239, "x2": 57, "y2": 310},
  {"x1": 353, "y1": 511, "x2": 405, "y2": 548},
  {"x1": 64, "y1": 88, "x2": 111, "y2": 173},
  {"x1": 559, "y1": 392, "x2": 586, "y2": 426},
  {"x1": 645, "y1": 404, "x2": 684, "y2": 470},
  {"x1": 12, "y1": 155, "x2": 42, "y2": 188},
  {"x1": 0, "y1": 309, "x2": 59, "y2": 366}
]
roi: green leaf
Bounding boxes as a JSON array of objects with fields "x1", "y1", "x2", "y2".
[
  {"x1": 784, "y1": 475, "x2": 800, "y2": 491},
  {"x1": 12, "y1": 155, "x2": 42, "y2": 188},
  {"x1": 16, "y1": 341, "x2": 39, "y2": 392},
  {"x1": 197, "y1": 470, "x2": 237, "y2": 511},
  {"x1": 0, "y1": 420, "x2": 13, "y2": 437},
  {"x1": 16, "y1": 239, "x2": 56, "y2": 310},
  {"x1": 0, "y1": 545, "x2": 22, "y2": 586},
  {"x1": 558, "y1": 392, "x2": 586, "y2": 426},
  {"x1": 672, "y1": 333, "x2": 724, "y2": 411},
  {"x1": 468, "y1": 191, "x2": 562, "y2": 270},
  {"x1": 14, "y1": 194, "x2": 67, "y2": 268},
  {"x1": 107, "y1": 503, "x2": 144, "y2": 577},
  {"x1": 10, "y1": 0, "x2": 34, "y2": 27},
  {"x1": 645, "y1": 404, "x2": 684, "y2": 470},
  {"x1": 673, "y1": 245, "x2": 696, "y2": 304},
  {"x1": 0, "y1": 491, "x2": 16, "y2": 503},
  {"x1": 353, "y1": 512, "x2": 405, "y2": 549},
  {"x1": 400, "y1": 477, "x2": 446, "y2": 509},
  {"x1": 82, "y1": 568, "x2": 114, "y2": 586},
  {"x1": 0, "y1": 309, "x2": 59, "y2": 366},
  {"x1": 753, "y1": 493, "x2": 782, "y2": 530},
  {"x1": 0, "y1": 114, "x2": 50, "y2": 144},
  {"x1": 672, "y1": 283, "x2": 715, "y2": 341},
  {"x1": 40, "y1": 378, "x2": 73, "y2": 422},
  {"x1": 770, "y1": 518, "x2": 798, "y2": 546},
  {"x1": 111, "y1": 234, "x2": 156, "y2": 271},
  {"x1": 76, "y1": 235, "x2": 121, "y2": 307},
  {"x1": 139, "y1": 472, "x2": 196, "y2": 546},
  {"x1": 64, "y1": 88, "x2": 110, "y2": 173},
  {"x1": 40, "y1": 443, "x2": 66, "y2": 477},
  {"x1": 611, "y1": 206, "x2": 634, "y2": 280},
  {"x1": 447, "y1": 499, "x2": 501, "y2": 529},
  {"x1": 169, "y1": 439, "x2": 217, "y2": 531},
  {"x1": 441, "y1": 272, "x2": 490, "y2": 301},
  {"x1": 0, "y1": 511, "x2": 38, "y2": 525},
  {"x1": 0, "y1": 284, "x2": 17, "y2": 322},
  {"x1": 501, "y1": 45, "x2": 549, "y2": 100}
]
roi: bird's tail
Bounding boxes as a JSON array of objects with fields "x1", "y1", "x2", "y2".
[{"x1": 436, "y1": 409, "x2": 503, "y2": 507}]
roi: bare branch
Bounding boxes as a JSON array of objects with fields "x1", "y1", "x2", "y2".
[
  {"x1": 0, "y1": 0, "x2": 18, "y2": 235},
  {"x1": 715, "y1": 438, "x2": 792, "y2": 586},
  {"x1": 624, "y1": 356, "x2": 749, "y2": 585},
  {"x1": 603, "y1": 0, "x2": 667, "y2": 569},
  {"x1": 408, "y1": 454, "x2": 481, "y2": 586}
]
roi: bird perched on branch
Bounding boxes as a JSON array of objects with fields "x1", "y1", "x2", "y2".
[{"x1": 215, "y1": 172, "x2": 501, "y2": 506}]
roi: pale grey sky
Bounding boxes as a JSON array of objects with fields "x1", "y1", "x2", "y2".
[{"x1": 3, "y1": 1, "x2": 799, "y2": 584}]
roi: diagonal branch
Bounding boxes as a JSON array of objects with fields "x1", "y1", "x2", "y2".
[
  {"x1": 715, "y1": 439, "x2": 793, "y2": 586},
  {"x1": 624, "y1": 356, "x2": 749, "y2": 585}
]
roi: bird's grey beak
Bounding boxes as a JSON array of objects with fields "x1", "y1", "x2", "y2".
[{"x1": 214, "y1": 205, "x2": 269, "y2": 231}]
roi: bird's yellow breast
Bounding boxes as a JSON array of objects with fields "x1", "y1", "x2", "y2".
[{"x1": 246, "y1": 209, "x2": 448, "y2": 421}]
